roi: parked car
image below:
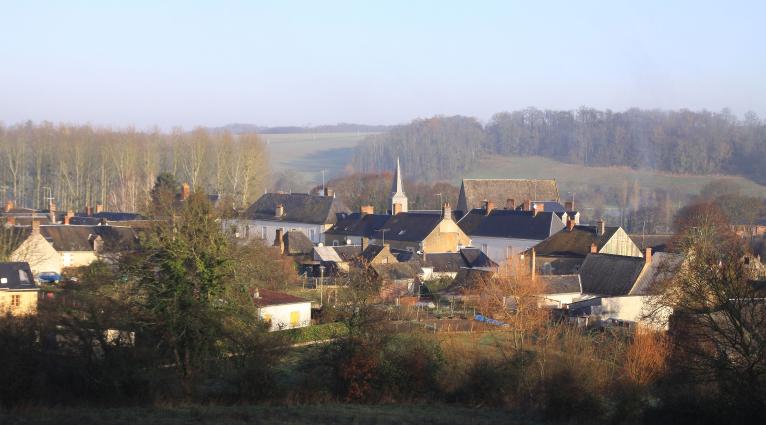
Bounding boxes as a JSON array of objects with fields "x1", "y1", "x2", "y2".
[{"x1": 36, "y1": 272, "x2": 61, "y2": 284}]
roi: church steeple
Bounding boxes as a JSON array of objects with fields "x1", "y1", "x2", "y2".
[{"x1": 390, "y1": 157, "x2": 408, "y2": 214}]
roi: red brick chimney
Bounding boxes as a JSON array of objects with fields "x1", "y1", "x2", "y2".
[
  {"x1": 645, "y1": 247, "x2": 652, "y2": 263},
  {"x1": 180, "y1": 183, "x2": 190, "y2": 201},
  {"x1": 64, "y1": 210, "x2": 74, "y2": 225},
  {"x1": 31, "y1": 219, "x2": 40, "y2": 234},
  {"x1": 4, "y1": 200, "x2": 13, "y2": 213},
  {"x1": 360, "y1": 205, "x2": 374, "y2": 216},
  {"x1": 485, "y1": 200, "x2": 494, "y2": 216},
  {"x1": 522, "y1": 199, "x2": 531, "y2": 211},
  {"x1": 566, "y1": 219, "x2": 575, "y2": 231},
  {"x1": 590, "y1": 242, "x2": 598, "y2": 254},
  {"x1": 533, "y1": 203, "x2": 544, "y2": 216},
  {"x1": 6, "y1": 216, "x2": 15, "y2": 226},
  {"x1": 85, "y1": 206, "x2": 93, "y2": 217},
  {"x1": 274, "y1": 228, "x2": 285, "y2": 254},
  {"x1": 565, "y1": 201, "x2": 574, "y2": 211},
  {"x1": 392, "y1": 203, "x2": 402, "y2": 215},
  {"x1": 95, "y1": 204, "x2": 104, "y2": 214},
  {"x1": 506, "y1": 198, "x2": 516, "y2": 210}
]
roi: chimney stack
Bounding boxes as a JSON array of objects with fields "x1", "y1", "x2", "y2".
[
  {"x1": 567, "y1": 219, "x2": 575, "y2": 231},
  {"x1": 360, "y1": 205, "x2": 374, "y2": 216},
  {"x1": 522, "y1": 199, "x2": 531, "y2": 211},
  {"x1": 324, "y1": 187, "x2": 335, "y2": 198},
  {"x1": 64, "y1": 210, "x2": 74, "y2": 225},
  {"x1": 31, "y1": 220, "x2": 40, "y2": 234},
  {"x1": 645, "y1": 247, "x2": 652, "y2": 263},
  {"x1": 274, "y1": 228, "x2": 285, "y2": 254},
  {"x1": 485, "y1": 200, "x2": 494, "y2": 216},
  {"x1": 564, "y1": 201, "x2": 574, "y2": 211},
  {"x1": 85, "y1": 206, "x2": 93, "y2": 217},
  {"x1": 95, "y1": 203, "x2": 104, "y2": 214},
  {"x1": 532, "y1": 203, "x2": 544, "y2": 216},
  {"x1": 442, "y1": 202, "x2": 452, "y2": 219},
  {"x1": 4, "y1": 200, "x2": 13, "y2": 213},
  {"x1": 275, "y1": 204, "x2": 284, "y2": 218},
  {"x1": 49, "y1": 201, "x2": 57, "y2": 223},
  {"x1": 6, "y1": 216, "x2": 15, "y2": 226},
  {"x1": 506, "y1": 198, "x2": 516, "y2": 210},
  {"x1": 597, "y1": 219, "x2": 605, "y2": 236},
  {"x1": 392, "y1": 203, "x2": 402, "y2": 215},
  {"x1": 180, "y1": 183, "x2": 190, "y2": 201},
  {"x1": 590, "y1": 242, "x2": 598, "y2": 254}
]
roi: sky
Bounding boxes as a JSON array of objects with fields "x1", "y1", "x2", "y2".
[{"x1": 1, "y1": 0, "x2": 765, "y2": 129}]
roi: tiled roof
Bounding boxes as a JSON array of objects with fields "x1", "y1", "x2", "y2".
[
  {"x1": 243, "y1": 193, "x2": 349, "y2": 225},
  {"x1": 253, "y1": 288, "x2": 309, "y2": 307},
  {"x1": 39, "y1": 225, "x2": 140, "y2": 252},
  {"x1": 537, "y1": 274, "x2": 582, "y2": 294},
  {"x1": 457, "y1": 179, "x2": 560, "y2": 212}
]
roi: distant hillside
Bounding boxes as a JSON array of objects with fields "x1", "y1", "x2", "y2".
[
  {"x1": 208, "y1": 122, "x2": 392, "y2": 135},
  {"x1": 351, "y1": 108, "x2": 766, "y2": 185}
]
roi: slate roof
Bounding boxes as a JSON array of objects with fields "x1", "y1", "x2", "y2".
[
  {"x1": 359, "y1": 244, "x2": 389, "y2": 264},
  {"x1": 333, "y1": 245, "x2": 364, "y2": 261},
  {"x1": 533, "y1": 225, "x2": 620, "y2": 258},
  {"x1": 444, "y1": 268, "x2": 495, "y2": 293},
  {"x1": 253, "y1": 288, "x2": 310, "y2": 307},
  {"x1": 281, "y1": 230, "x2": 314, "y2": 256},
  {"x1": 464, "y1": 209, "x2": 564, "y2": 240},
  {"x1": 579, "y1": 253, "x2": 647, "y2": 296},
  {"x1": 379, "y1": 212, "x2": 443, "y2": 242},
  {"x1": 457, "y1": 179, "x2": 560, "y2": 213},
  {"x1": 370, "y1": 262, "x2": 421, "y2": 281},
  {"x1": 326, "y1": 212, "x2": 390, "y2": 239},
  {"x1": 242, "y1": 193, "x2": 349, "y2": 225},
  {"x1": 537, "y1": 274, "x2": 582, "y2": 294},
  {"x1": 38, "y1": 225, "x2": 140, "y2": 252},
  {"x1": 75, "y1": 211, "x2": 146, "y2": 221},
  {"x1": 425, "y1": 248, "x2": 498, "y2": 273},
  {"x1": 0, "y1": 262, "x2": 37, "y2": 291},
  {"x1": 529, "y1": 201, "x2": 566, "y2": 213}
]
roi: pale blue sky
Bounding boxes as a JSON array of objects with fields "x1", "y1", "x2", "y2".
[{"x1": 1, "y1": 1, "x2": 764, "y2": 129}]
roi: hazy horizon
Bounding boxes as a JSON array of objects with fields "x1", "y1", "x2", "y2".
[{"x1": 2, "y1": 1, "x2": 765, "y2": 129}]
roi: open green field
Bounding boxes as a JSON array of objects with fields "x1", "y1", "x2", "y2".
[
  {"x1": 469, "y1": 154, "x2": 766, "y2": 197},
  {"x1": 263, "y1": 132, "x2": 377, "y2": 184},
  {"x1": 2, "y1": 404, "x2": 524, "y2": 425}
]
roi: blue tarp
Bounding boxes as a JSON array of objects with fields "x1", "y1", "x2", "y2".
[{"x1": 474, "y1": 314, "x2": 508, "y2": 327}]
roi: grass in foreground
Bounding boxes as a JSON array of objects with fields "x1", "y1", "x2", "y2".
[{"x1": 2, "y1": 404, "x2": 529, "y2": 425}]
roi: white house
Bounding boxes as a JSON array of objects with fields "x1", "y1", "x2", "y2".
[
  {"x1": 253, "y1": 288, "x2": 312, "y2": 331},
  {"x1": 231, "y1": 189, "x2": 349, "y2": 245}
]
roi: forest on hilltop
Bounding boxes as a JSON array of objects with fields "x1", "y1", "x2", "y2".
[{"x1": 351, "y1": 108, "x2": 766, "y2": 184}]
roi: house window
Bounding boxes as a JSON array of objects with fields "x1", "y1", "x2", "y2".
[
  {"x1": 10, "y1": 295, "x2": 21, "y2": 308},
  {"x1": 332, "y1": 240, "x2": 339, "y2": 246},
  {"x1": 309, "y1": 229, "x2": 316, "y2": 241}
]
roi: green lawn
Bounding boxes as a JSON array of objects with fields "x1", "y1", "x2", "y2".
[
  {"x1": 263, "y1": 132, "x2": 378, "y2": 183},
  {"x1": 2, "y1": 404, "x2": 527, "y2": 425},
  {"x1": 468, "y1": 154, "x2": 766, "y2": 197}
]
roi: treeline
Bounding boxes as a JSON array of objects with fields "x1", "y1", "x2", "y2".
[
  {"x1": 0, "y1": 122, "x2": 269, "y2": 212},
  {"x1": 351, "y1": 108, "x2": 766, "y2": 183},
  {"x1": 209, "y1": 122, "x2": 391, "y2": 135}
]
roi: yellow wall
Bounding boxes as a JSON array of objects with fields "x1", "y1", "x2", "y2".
[{"x1": 0, "y1": 290, "x2": 38, "y2": 316}]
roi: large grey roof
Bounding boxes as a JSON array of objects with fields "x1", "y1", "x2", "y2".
[
  {"x1": 461, "y1": 209, "x2": 563, "y2": 240},
  {"x1": 630, "y1": 252, "x2": 683, "y2": 295},
  {"x1": 243, "y1": 193, "x2": 349, "y2": 225},
  {"x1": 38, "y1": 225, "x2": 140, "y2": 252},
  {"x1": 379, "y1": 212, "x2": 443, "y2": 243},
  {"x1": 280, "y1": 230, "x2": 314, "y2": 256},
  {"x1": 326, "y1": 212, "x2": 391, "y2": 239},
  {"x1": 579, "y1": 253, "x2": 646, "y2": 296},
  {"x1": 533, "y1": 225, "x2": 620, "y2": 258},
  {"x1": 425, "y1": 248, "x2": 498, "y2": 272},
  {"x1": 0, "y1": 262, "x2": 36, "y2": 291},
  {"x1": 457, "y1": 179, "x2": 560, "y2": 212}
]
